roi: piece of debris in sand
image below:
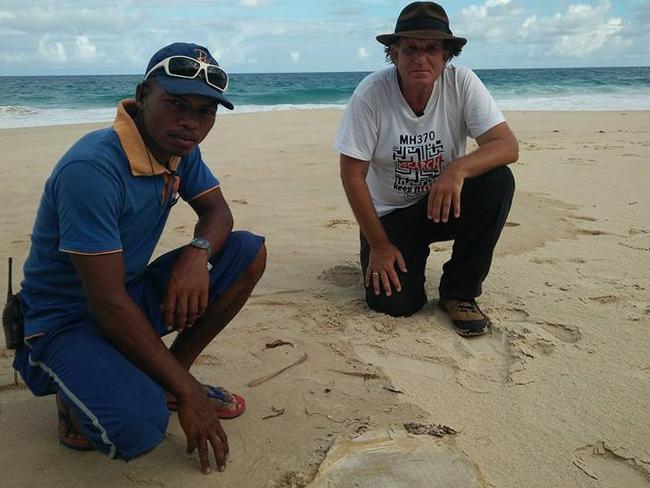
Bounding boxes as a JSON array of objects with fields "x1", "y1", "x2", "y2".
[
  {"x1": 383, "y1": 386, "x2": 403, "y2": 394},
  {"x1": 262, "y1": 407, "x2": 286, "y2": 420},
  {"x1": 330, "y1": 369, "x2": 380, "y2": 380},
  {"x1": 247, "y1": 352, "x2": 309, "y2": 387},
  {"x1": 404, "y1": 422, "x2": 457, "y2": 437},
  {"x1": 304, "y1": 408, "x2": 346, "y2": 424},
  {"x1": 265, "y1": 339, "x2": 295, "y2": 349}
]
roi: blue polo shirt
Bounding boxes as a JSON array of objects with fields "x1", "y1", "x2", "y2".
[{"x1": 20, "y1": 100, "x2": 219, "y2": 339}]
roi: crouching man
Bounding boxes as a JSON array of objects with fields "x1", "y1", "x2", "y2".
[{"x1": 14, "y1": 42, "x2": 266, "y2": 474}]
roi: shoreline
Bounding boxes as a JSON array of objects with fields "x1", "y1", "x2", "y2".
[{"x1": 1, "y1": 107, "x2": 650, "y2": 132}]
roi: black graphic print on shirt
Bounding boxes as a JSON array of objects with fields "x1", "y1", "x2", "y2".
[{"x1": 392, "y1": 130, "x2": 444, "y2": 202}]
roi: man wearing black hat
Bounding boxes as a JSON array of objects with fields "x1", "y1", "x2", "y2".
[
  {"x1": 13, "y1": 42, "x2": 266, "y2": 473},
  {"x1": 336, "y1": 2, "x2": 518, "y2": 337}
]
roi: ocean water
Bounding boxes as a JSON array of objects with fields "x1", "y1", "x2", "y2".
[{"x1": 0, "y1": 66, "x2": 648, "y2": 129}]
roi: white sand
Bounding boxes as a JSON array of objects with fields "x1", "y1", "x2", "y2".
[{"x1": 1, "y1": 110, "x2": 649, "y2": 487}]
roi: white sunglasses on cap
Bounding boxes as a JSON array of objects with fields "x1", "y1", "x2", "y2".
[{"x1": 144, "y1": 55, "x2": 229, "y2": 92}]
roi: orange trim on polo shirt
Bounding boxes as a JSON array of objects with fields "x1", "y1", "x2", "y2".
[
  {"x1": 112, "y1": 99, "x2": 180, "y2": 177},
  {"x1": 188, "y1": 185, "x2": 219, "y2": 201}
]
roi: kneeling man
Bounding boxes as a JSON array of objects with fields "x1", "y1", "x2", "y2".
[
  {"x1": 14, "y1": 42, "x2": 265, "y2": 474},
  {"x1": 336, "y1": 2, "x2": 518, "y2": 336}
]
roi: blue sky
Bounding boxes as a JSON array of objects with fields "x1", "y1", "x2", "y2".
[{"x1": 0, "y1": 0, "x2": 648, "y2": 75}]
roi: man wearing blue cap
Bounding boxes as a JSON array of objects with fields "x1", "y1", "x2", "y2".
[{"x1": 13, "y1": 42, "x2": 266, "y2": 474}]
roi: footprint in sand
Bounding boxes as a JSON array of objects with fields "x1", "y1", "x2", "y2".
[
  {"x1": 502, "y1": 306, "x2": 531, "y2": 322},
  {"x1": 497, "y1": 306, "x2": 580, "y2": 356},
  {"x1": 573, "y1": 442, "x2": 650, "y2": 486},
  {"x1": 452, "y1": 329, "x2": 518, "y2": 391},
  {"x1": 537, "y1": 321, "x2": 581, "y2": 344},
  {"x1": 320, "y1": 265, "x2": 361, "y2": 288},
  {"x1": 355, "y1": 328, "x2": 519, "y2": 394}
]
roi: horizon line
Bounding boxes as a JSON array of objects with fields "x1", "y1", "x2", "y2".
[{"x1": 1, "y1": 64, "x2": 649, "y2": 78}]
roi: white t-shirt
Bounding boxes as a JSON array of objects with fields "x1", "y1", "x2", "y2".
[{"x1": 335, "y1": 65, "x2": 505, "y2": 216}]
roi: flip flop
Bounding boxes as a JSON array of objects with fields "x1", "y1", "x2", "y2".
[
  {"x1": 56, "y1": 391, "x2": 94, "y2": 451},
  {"x1": 167, "y1": 385, "x2": 246, "y2": 419}
]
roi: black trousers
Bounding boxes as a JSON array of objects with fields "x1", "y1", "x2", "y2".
[{"x1": 360, "y1": 166, "x2": 515, "y2": 317}]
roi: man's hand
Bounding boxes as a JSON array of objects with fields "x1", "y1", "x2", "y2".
[
  {"x1": 164, "y1": 247, "x2": 210, "y2": 331},
  {"x1": 177, "y1": 388, "x2": 229, "y2": 474},
  {"x1": 365, "y1": 242, "x2": 407, "y2": 296},
  {"x1": 427, "y1": 165, "x2": 465, "y2": 223}
]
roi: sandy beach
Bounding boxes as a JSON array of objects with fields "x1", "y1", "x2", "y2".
[{"x1": 1, "y1": 110, "x2": 649, "y2": 487}]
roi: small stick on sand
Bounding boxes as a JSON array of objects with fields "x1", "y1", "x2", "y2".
[
  {"x1": 262, "y1": 407, "x2": 286, "y2": 420},
  {"x1": 247, "y1": 352, "x2": 308, "y2": 387},
  {"x1": 265, "y1": 339, "x2": 294, "y2": 349},
  {"x1": 572, "y1": 460, "x2": 599, "y2": 481},
  {"x1": 304, "y1": 408, "x2": 346, "y2": 424},
  {"x1": 383, "y1": 386, "x2": 403, "y2": 394},
  {"x1": 329, "y1": 369, "x2": 380, "y2": 380}
]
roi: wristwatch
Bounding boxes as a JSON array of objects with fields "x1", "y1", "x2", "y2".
[{"x1": 188, "y1": 237, "x2": 212, "y2": 255}]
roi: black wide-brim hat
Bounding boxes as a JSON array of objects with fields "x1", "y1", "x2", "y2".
[{"x1": 376, "y1": 2, "x2": 467, "y2": 48}]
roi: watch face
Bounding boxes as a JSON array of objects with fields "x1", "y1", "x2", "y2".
[{"x1": 190, "y1": 238, "x2": 211, "y2": 251}]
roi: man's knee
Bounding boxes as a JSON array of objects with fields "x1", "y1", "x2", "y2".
[
  {"x1": 223, "y1": 230, "x2": 266, "y2": 280},
  {"x1": 237, "y1": 232, "x2": 266, "y2": 282},
  {"x1": 484, "y1": 165, "x2": 515, "y2": 199},
  {"x1": 366, "y1": 287, "x2": 427, "y2": 317},
  {"x1": 109, "y1": 401, "x2": 169, "y2": 460},
  {"x1": 74, "y1": 394, "x2": 169, "y2": 461},
  {"x1": 249, "y1": 241, "x2": 267, "y2": 281}
]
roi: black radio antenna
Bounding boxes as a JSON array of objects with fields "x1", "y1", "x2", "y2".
[{"x1": 6, "y1": 257, "x2": 12, "y2": 299}]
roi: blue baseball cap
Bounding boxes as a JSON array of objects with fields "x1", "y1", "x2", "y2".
[{"x1": 145, "y1": 42, "x2": 234, "y2": 110}]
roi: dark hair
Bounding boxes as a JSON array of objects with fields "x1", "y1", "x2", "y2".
[{"x1": 383, "y1": 38, "x2": 462, "y2": 64}]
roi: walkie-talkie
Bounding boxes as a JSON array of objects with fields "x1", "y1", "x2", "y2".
[{"x1": 2, "y1": 257, "x2": 24, "y2": 350}]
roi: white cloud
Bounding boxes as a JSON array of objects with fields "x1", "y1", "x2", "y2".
[
  {"x1": 0, "y1": 3, "x2": 140, "y2": 35},
  {"x1": 519, "y1": 0, "x2": 624, "y2": 57},
  {"x1": 290, "y1": 51, "x2": 300, "y2": 63},
  {"x1": 450, "y1": 0, "x2": 633, "y2": 66},
  {"x1": 0, "y1": 0, "x2": 647, "y2": 73},
  {"x1": 485, "y1": 0, "x2": 510, "y2": 6},
  {"x1": 457, "y1": 0, "x2": 523, "y2": 42},
  {"x1": 0, "y1": 52, "x2": 26, "y2": 63},
  {"x1": 37, "y1": 35, "x2": 67, "y2": 62},
  {"x1": 75, "y1": 35, "x2": 97, "y2": 62},
  {"x1": 240, "y1": 0, "x2": 264, "y2": 7},
  {"x1": 0, "y1": 10, "x2": 16, "y2": 20}
]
